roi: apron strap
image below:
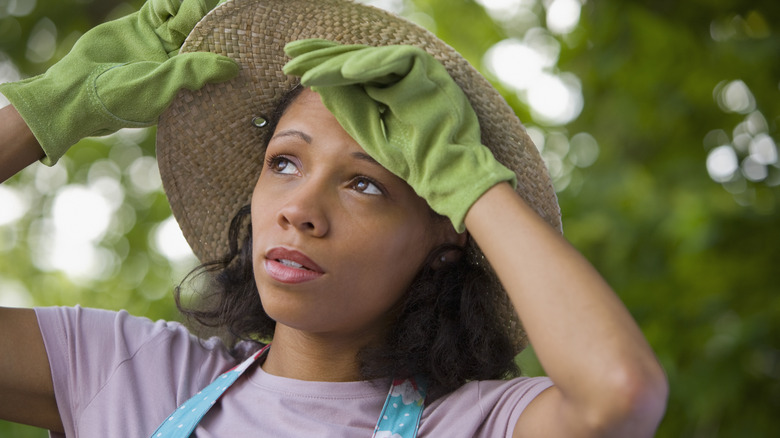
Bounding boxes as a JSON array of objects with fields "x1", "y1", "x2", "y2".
[
  {"x1": 372, "y1": 376, "x2": 428, "y2": 438},
  {"x1": 149, "y1": 345, "x2": 269, "y2": 438},
  {"x1": 150, "y1": 344, "x2": 427, "y2": 438}
]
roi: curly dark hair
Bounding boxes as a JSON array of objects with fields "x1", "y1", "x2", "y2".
[{"x1": 175, "y1": 85, "x2": 525, "y2": 400}]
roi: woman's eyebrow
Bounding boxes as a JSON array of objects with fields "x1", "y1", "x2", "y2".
[
  {"x1": 272, "y1": 129, "x2": 381, "y2": 167},
  {"x1": 351, "y1": 151, "x2": 381, "y2": 166},
  {"x1": 272, "y1": 129, "x2": 312, "y2": 143}
]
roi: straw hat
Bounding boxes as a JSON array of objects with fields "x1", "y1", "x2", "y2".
[{"x1": 156, "y1": 0, "x2": 561, "y2": 264}]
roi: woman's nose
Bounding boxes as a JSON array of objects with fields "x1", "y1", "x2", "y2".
[{"x1": 276, "y1": 180, "x2": 330, "y2": 237}]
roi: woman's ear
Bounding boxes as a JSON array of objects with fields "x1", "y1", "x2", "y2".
[{"x1": 430, "y1": 221, "x2": 468, "y2": 269}]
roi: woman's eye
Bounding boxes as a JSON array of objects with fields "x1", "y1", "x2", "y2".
[
  {"x1": 352, "y1": 177, "x2": 383, "y2": 195},
  {"x1": 267, "y1": 155, "x2": 298, "y2": 175}
]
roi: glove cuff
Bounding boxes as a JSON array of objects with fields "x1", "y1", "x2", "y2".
[
  {"x1": 418, "y1": 145, "x2": 517, "y2": 232},
  {"x1": 0, "y1": 70, "x2": 145, "y2": 166},
  {"x1": 0, "y1": 77, "x2": 66, "y2": 166}
]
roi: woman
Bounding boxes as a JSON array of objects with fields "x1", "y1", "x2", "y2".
[{"x1": 0, "y1": 0, "x2": 668, "y2": 436}]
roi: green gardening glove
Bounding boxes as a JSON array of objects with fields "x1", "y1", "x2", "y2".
[
  {"x1": 283, "y1": 39, "x2": 516, "y2": 232},
  {"x1": 0, "y1": 0, "x2": 238, "y2": 165}
]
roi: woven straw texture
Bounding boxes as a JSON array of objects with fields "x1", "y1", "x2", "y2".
[{"x1": 157, "y1": 0, "x2": 561, "y2": 264}]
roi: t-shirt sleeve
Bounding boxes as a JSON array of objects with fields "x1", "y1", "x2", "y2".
[
  {"x1": 35, "y1": 306, "x2": 235, "y2": 438},
  {"x1": 421, "y1": 376, "x2": 554, "y2": 438}
]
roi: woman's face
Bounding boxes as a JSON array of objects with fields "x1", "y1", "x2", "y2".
[{"x1": 251, "y1": 89, "x2": 454, "y2": 343}]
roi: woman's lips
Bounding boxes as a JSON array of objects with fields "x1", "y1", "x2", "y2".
[{"x1": 264, "y1": 247, "x2": 324, "y2": 284}]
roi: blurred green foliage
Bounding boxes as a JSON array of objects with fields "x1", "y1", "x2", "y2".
[{"x1": 1, "y1": 0, "x2": 778, "y2": 436}]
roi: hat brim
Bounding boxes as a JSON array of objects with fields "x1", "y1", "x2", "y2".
[{"x1": 156, "y1": 0, "x2": 561, "y2": 263}]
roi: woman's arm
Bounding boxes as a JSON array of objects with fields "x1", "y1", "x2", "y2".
[
  {"x1": 0, "y1": 1, "x2": 238, "y2": 433},
  {"x1": 0, "y1": 0, "x2": 238, "y2": 182},
  {"x1": 464, "y1": 182, "x2": 668, "y2": 438},
  {"x1": 0, "y1": 104, "x2": 44, "y2": 183},
  {"x1": 0, "y1": 307, "x2": 63, "y2": 432}
]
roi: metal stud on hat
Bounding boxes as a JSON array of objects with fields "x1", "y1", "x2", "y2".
[
  {"x1": 251, "y1": 116, "x2": 268, "y2": 128},
  {"x1": 156, "y1": 0, "x2": 562, "y2": 265}
]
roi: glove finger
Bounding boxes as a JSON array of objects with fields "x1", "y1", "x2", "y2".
[
  {"x1": 172, "y1": 52, "x2": 241, "y2": 85},
  {"x1": 166, "y1": 0, "x2": 213, "y2": 47},
  {"x1": 356, "y1": 47, "x2": 481, "y2": 147},
  {"x1": 287, "y1": 44, "x2": 427, "y2": 89},
  {"x1": 143, "y1": 0, "x2": 213, "y2": 54},
  {"x1": 312, "y1": 84, "x2": 412, "y2": 183},
  {"x1": 284, "y1": 44, "x2": 369, "y2": 80},
  {"x1": 293, "y1": 52, "x2": 398, "y2": 89},
  {"x1": 339, "y1": 45, "x2": 425, "y2": 82},
  {"x1": 352, "y1": 46, "x2": 451, "y2": 105},
  {"x1": 284, "y1": 39, "x2": 342, "y2": 58},
  {"x1": 95, "y1": 53, "x2": 239, "y2": 123},
  {"x1": 298, "y1": 53, "x2": 381, "y2": 87}
]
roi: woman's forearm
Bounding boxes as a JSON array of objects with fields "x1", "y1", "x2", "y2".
[
  {"x1": 464, "y1": 182, "x2": 668, "y2": 436},
  {"x1": 0, "y1": 104, "x2": 44, "y2": 183}
]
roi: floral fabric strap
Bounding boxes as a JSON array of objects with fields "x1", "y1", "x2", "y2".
[
  {"x1": 149, "y1": 344, "x2": 427, "y2": 437},
  {"x1": 372, "y1": 376, "x2": 428, "y2": 438}
]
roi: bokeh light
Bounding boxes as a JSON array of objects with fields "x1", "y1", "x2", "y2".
[
  {"x1": 0, "y1": 57, "x2": 21, "y2": 106},
  {"x1": 25, "y1": 17, "x2": 58, "y2": 63},
  {"x1": 1, "y1": 0, "x2": 37, "y2": 17},
  {"x1": 706, "y1": 145, "x2": 739, "y2": 183},
  {"x1": 33, "y1": 160, "x2": 69, "y2": 192},
  {"x1": 715, "y1": 80, "x2": 756, "y2": 114},
  {"x1": 545, "y1": 0, "x2": 582, "y2": 35},
  {"x1": 27, "y1": 182, "x2": 120, "y2": 280},
  {"x1": 569, "y1": 132, "x2": 600, "y2": 168},
  {"x1": 485, "y1": 38, "x2": 549, "y2": 90},
  {"x1": 706, "y1": 79, "x2": 779, "y2": 200},
  {"x1": 485, "y1": 26, "x2": 583, "y2": 126},
  {"x1": 127, "y1": 155, "x2": 162, "y2": 194},
  {"x1": 359, "y1": 0, "x2": 405, "y2": 13},
  {"x1": 710, "y1": 11, "x2": 771, "y2": 42},
  {"x1": 52, "y1": 185, "x2": 112, "y2": 242},
  {"x1": 742, "y1": 156, "x2": 767, "y2": 182},
  {"x1": 526, "y1": 71, "x2": 583, "y2": 125},
  {"x1": 0, "y1": 277, "x2": 32, "y2": 307},
  {"x1": 152, "y1": 215, "x2": 196, "y2": 264},
  {"x1": 525, "y1": 126, "x2": 599, "y2": 192},
  {"x1": 475, "y1": 0, "x2": 535, "y2": 18},
  {"x1": 0, "y1": 185, "x2": 27, "y2": 226},
  {"x1": 749, "y1": 134, "x2": 778, "y2": 166}
]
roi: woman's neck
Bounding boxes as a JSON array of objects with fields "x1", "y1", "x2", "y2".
[{"x1": 261, "y1": 324, "x2": 374, "y2": 382}]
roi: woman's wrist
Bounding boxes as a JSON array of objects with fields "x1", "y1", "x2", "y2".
[{"x1": 0, "y1": 104, "x2": 44, "y2": 183}]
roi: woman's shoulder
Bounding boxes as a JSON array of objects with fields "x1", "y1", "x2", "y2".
[
  {"x1": 36, "y1": 305, "x2": 215, "y2": 351},
  {"x1": 421, "y1": 376, "x2": 553, "y2": 437},
  {"x1": 34, "y1": 305, "x2": 246, "y2": 436},
  {"x1": 431, "y1": 375, "x2": 553, "y2": 407},
  {"x1": 35, "y1": 306, "x2": 241, "y2": 376}
]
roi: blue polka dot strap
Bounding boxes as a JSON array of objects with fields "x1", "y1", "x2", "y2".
[
  {"x1": 149, "y1": 344, "x2": 269, "y2": 438},
  {"x1": 372, "y1": 376, "x2": 427, "y2": 438}
]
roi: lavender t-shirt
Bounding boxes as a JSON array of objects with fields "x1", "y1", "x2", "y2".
[{"x1": 35, "y1": 306, "x2": 552, "y2": 437}]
